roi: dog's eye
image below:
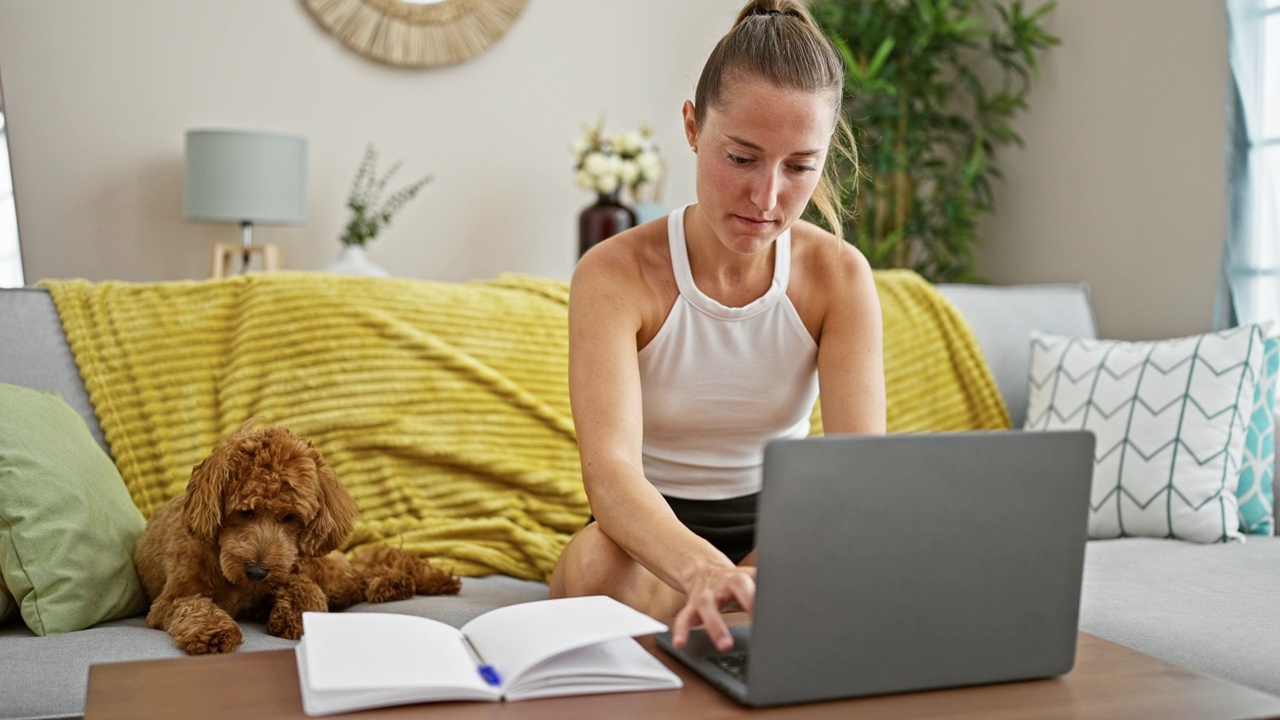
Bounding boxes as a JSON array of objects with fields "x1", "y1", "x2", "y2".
[
  {"x1": 282, "y1": 513, "x2": 299, "y2": 524},
  {"x1": 237, "y1": 509, "x2": 254, "y2": 520}
]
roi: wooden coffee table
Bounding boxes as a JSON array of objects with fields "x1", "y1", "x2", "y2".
[{"x1": 84, "y1": 632, "x2": 1280, "y2": 720}]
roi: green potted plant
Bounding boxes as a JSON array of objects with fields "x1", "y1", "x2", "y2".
[
  {"x1": 808, "y1": 0, "x2": 1059, "y2": 282},
  {"x1": 326, "y1": 143, "x2": 433, "y2": 277}
]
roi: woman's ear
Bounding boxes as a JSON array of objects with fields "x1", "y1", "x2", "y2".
[{"x1": 682, "y1": 100, "x2": 699, "y2": 151}]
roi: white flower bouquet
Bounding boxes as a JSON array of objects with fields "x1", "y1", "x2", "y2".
[{"x1": 570, "y1": 120, "x2": 663, "y2": 200}]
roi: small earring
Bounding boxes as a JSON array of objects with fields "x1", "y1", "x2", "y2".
[{"x1": 690, "y1": 145, "x2": 697, "y2": 153}]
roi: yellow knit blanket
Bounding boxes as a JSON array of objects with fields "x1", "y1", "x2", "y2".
[
  {"x1": 43, "y1": 270, "x2": 1007, "y2": 582},
  {"x1": 811, "y1": 269, "x2": 1012, "y2": 435}
]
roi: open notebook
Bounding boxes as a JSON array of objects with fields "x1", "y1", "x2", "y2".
[{"x1": 295, "y1": 595, "x2": 681, "y2": 716}]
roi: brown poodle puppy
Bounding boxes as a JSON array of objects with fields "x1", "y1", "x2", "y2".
[{"x1": 134, "y1": 421, "x2": 460, "y2": 655}]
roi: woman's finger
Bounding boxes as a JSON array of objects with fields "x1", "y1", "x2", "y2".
[
  {"x1": 725, "y1": 572, "x2": 756, "y2": 616},
  {"x1": 671, "y1": 604, "x2": 697, "y2": 648},
  {"x1": 696, "y1": 592, "x2": 734, "y2": 651}
]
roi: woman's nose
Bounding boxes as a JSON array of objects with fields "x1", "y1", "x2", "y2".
[{"x1": 751, "y1": 168, "x2": 780, "y2": 212}]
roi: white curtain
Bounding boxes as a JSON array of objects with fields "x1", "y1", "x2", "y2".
[
  {"x1": 1220, "y1": 0, "x2": 1280, "y2": 329},
  {"x1": 0, "y1": 112, "x2": 21, "y2": 288}
]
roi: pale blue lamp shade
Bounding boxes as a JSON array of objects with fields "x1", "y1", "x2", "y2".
[{"x1": 183, "y1": 130, "x2": 308, "y2": 225}]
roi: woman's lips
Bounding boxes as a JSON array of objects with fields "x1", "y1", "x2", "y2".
[{"x1": 734, "y1": 214, "x2": 774, "y2": 228}]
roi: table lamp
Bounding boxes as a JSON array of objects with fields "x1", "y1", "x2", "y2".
[{"x1": 183, "y1": 129, "x2": 308, "y2": 276}]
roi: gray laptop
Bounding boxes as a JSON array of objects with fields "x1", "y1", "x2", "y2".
[{"x1": 656, "y1": 430, "x2": 1095, "y2": 707}]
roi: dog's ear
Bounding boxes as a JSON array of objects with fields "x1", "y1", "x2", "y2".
[
  {"x1": 183, "y1": 424, "x2": 261, "y2": 541},
  {"x1": 299, "y1": 454, "x2": 358, "y2": 557},
  {"x1": 183, "y1": 445, "x2": 233, "y2": 543}
]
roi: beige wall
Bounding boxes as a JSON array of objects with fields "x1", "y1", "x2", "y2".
[
  {"x1": 974, "y1": 0, "x2": 1228, "y2": 341},
  {"x1": 0, "y1": 0, "x2": 741, "y2": 284},
  {"x1": 0, "y1": 1, "x2": 1230, "y2": 341}
]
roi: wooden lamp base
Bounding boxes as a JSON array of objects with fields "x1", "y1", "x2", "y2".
[{"x1": 210, "y1": 243, "x2": 281, "y2": 278}]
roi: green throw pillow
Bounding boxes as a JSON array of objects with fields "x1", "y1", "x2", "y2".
[
  {"x1": 0, "y1": 383, "x2": 149, "y2": 635},
  {"x1": 0, "y1": 580, "x2": 14, "y2": 624}
]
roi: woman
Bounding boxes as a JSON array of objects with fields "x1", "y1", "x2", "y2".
[{"x1": 549, "y1": 0, "x2": 886, "y2": 653}]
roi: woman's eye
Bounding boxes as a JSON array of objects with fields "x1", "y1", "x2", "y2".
[
  {"x1": 790, "y1": 165, "x2": 817, "y2": 173},
  {"x1": 727, "y1": 153, "x2": 752, "y2": 165}
]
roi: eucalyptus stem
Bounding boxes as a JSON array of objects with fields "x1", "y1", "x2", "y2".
[{"x1": 340, "y1": 144, "x2": 434, "y2": 247}]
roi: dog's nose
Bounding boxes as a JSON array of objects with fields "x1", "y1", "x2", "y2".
[{"x1": 245, "y1": 564, "x2": 269, "y2": 581}]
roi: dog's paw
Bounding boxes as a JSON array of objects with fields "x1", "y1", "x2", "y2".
[
  {"x1": 177, "y1": 620, "x2": 243, "y2": 655},
  {"x1": 267, "y1": 611, "x2": 306, "y2": 640},
  {"x1": 413, "y1": 562, "x2": 462, "y2": 596},
  {"x1": 364, "y1": 573, "x2": 416, "y2": 603},
  {"x1": 267, "y1": 585, "x2": 323, "y2": 639}
]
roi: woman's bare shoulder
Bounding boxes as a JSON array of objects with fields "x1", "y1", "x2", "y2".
[
  {"x1": 572, "y1": 221, "x2": 674, "y2": 303},
  {"x1": 789, "y1": 219, "x2": 872, "y2": 288}
]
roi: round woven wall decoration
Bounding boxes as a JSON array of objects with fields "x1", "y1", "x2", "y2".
[{"x1": 302, "y1": 0, "x2": 528, "y2": 68}]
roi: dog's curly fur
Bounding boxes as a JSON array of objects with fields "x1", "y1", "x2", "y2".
[{"x1": 134, "y1": 421, "x2": 461, "y2": 655}]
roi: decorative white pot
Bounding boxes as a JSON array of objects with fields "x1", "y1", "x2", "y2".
[{"x1": 324, "y1": 245, "x2": 390, "y2": 277}]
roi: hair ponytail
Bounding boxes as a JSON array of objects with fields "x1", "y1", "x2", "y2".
[
  {"x1": 695, "y1": 0, "x2": 857, "y2": 242},
  {"x1": 733, "y1": 0, "x2": 807, "y2": 24}
]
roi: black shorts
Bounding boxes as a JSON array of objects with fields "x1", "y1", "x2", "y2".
[{"x1": 588, "y1": 492, "x2": 759, "y2": 565}]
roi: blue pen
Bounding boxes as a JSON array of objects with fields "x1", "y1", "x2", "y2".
[{"x1": 463, "y1": 636, "x2": 502, "y2": 687}]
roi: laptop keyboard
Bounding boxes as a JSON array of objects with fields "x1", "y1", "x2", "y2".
[{"x1": 708, "y1": 651, "x2": 750, "y2": 682}]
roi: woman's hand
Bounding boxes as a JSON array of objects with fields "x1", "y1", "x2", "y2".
[{"x1": 671, "y1": 564, "x2": 757, "y2": 651}]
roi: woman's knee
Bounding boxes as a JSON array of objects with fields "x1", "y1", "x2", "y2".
[
  {"x1": 553, "y1": 524, "x2": 686, "y2": 619},
  {"x1": 554, "y1": 524, "x2": 629, "y2": 596}
]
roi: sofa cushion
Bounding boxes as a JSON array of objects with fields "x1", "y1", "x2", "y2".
[
  {"x1": 0, "y1": 574, "x2": 547, "y2": 720},
  {"x1": 0, "y1": 383, "x2": 149, "y2": 636},
  {"x1": 1026, "y1": 327, "x2": 1265, "y2": 543},
  {"x1": 935, "y1": 283, "x2": 1097, "y2": 428},
  {"x1": 1237, "y1": 335, "x2": 1278, "y2": 534},
  {"x1": 1079, "y1": 537, "x2": 1280, "y2": 698}
]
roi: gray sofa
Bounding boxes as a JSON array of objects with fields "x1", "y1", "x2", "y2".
[{"x1": 0, "y1": 281, "x2": 1276, "y2": 720}]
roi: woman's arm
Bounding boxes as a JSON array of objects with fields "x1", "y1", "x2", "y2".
[
  {"x1": 568, "y1": 245, "x2": 755, "y2": 649},
  {"x1": 812, "y1": 241, "x2": 887, "y2": 436}
]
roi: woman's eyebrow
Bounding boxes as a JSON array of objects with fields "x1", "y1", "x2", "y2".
[{"x1": 725, "y1": 133, "x2": 823, "y2": 157}]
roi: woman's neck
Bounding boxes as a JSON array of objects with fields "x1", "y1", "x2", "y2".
[{"x1": 683, "y1": 204, "x2": 777, "y2": 308}]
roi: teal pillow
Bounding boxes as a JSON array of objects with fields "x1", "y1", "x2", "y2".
[
  {"x1": 1238, "y1": 335, "x2": 1278, "y2": 534},
  {"x1": 0, "y1": 383, "x2": 149, "y2": 635}
]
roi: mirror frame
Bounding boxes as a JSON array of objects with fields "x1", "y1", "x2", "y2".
[{"x1": 302, "y1": 0, "x2": 528, "y2": 68}]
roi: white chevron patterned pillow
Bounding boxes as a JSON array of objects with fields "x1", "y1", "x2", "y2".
[{"x1": 1026, "y1": 326, "x2": 1266, "y2": 543}]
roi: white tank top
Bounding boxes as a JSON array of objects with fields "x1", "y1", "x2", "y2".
[{"x1": 637, "y1": 205, "x2": 819, "y2": 500}]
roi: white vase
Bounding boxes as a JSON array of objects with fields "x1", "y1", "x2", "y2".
[{"x1": 324, "y1": 245, "x2": 390, "y2": 277}]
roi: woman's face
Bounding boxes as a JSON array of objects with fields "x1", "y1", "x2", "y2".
[{"x1": 684, "y1": 74, "x2": 836, "y2": 256}]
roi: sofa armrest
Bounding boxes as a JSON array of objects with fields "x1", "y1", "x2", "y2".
[
  {"x1": 0, "y1": 287, "x2": 107, "y2": 452},
  {"x1": 935, "y1": 283, "x2": 1097, "y2": 428}
]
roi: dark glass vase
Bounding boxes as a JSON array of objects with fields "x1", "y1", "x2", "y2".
[{"x1": 578, "y1": 190, "x2": 637, "y2": 258}]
